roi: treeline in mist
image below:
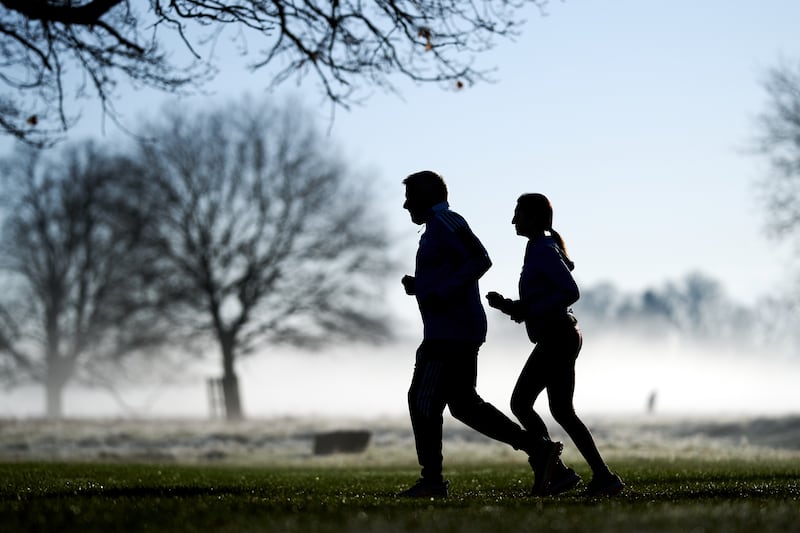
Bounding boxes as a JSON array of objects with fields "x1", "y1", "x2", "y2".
[{"x1": 575, "y1": 272, "x2": 799, "y2": 355}]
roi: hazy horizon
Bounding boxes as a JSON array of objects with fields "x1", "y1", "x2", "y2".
[{"x1": 2, "y1": 331, "x2": 797, "y2": 420}]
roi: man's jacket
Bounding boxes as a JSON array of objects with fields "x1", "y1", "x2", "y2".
[{"x1": 414, "y1": 202, "x2": 491, "y2": 342}]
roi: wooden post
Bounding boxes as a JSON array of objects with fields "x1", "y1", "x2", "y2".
[{"x1": 207, "y1": 377, "x2": 224, "y2": 419}]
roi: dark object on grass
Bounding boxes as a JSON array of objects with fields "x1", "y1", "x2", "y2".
[{"x1": 313, "y1": 430, "x2": 371, "y2": 455}]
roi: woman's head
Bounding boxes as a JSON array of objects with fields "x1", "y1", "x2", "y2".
[
  {"x1": 513, "y1": 193, "x2": 553, "y2": 238},
  {"x1": 513, "y1": 193, "x2": 573, "y2": 268}
]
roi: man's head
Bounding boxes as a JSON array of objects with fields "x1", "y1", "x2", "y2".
[{"x1": 403, "y1": 170, "x2": 448, "y2": 225}]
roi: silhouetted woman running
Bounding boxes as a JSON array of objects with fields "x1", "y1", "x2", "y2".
[{"x1": 486, "y1": 193, "x2": 624, "y2": 497}]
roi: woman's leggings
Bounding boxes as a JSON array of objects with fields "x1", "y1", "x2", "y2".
[{"x1": 510, "y1": 320, "x2": 608, "y2": 475}]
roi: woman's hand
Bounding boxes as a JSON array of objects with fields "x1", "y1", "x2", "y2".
[
  {"x1": 485, "y1": 291, "x2": 507, "y2": 310},
  {"x1": 486, "y1": 291, "x2": 525, "y2": 323}
]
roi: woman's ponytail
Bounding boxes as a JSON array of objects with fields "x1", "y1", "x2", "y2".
[{"x1": 549, "y1": 227, "x2": 575, "y2": 271}]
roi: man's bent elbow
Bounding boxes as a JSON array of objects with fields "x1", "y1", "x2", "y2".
[{"x1": 479, "y1": 256, "x2": 492, "y2": 276}]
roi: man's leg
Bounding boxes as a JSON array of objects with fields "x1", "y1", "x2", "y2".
[
  {"x1": 445, "y1": 341, "x2": 561, "y2": 494},
  {"x1": 444, "y1": 341, "x2": 538, "y2": 453},
  {"x1": 408, "y1": 341, "x2": 448, "y2": 482}
]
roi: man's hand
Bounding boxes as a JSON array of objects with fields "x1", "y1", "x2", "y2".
[{"x1": 401, "y1": 275, "x2": 416, "y2": 295}]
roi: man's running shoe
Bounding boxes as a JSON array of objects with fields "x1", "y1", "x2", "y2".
[
  {"x1": 584, "y1": 472, "x2": 625, "y2": 497},
  {"x1": 528, "y1": 440, "x2": 563, "y2": 495},
  {"x1": 397, "y1": 478, "x2": 450, "y2": 498},
  {"x1": 542, "y1": 462, "x2": 582, "y2": 496}
]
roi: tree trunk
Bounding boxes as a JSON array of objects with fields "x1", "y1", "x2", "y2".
[
  {"x1": 44, "y1": 322, "x2": 67, "y2": 419},
  {"x1": 45, "y1": 371, "x2": 64, "y2": 419},
  {"x1": 222, "y1": 373, "x2": 243, "y2": 421},
  {"x1": 220, "y1": 336, "x2": 243, "y2": 421}
]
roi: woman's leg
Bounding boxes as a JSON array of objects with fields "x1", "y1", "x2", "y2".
[
  {"x1": 510, "y1": 345, "x2": 551, "y2": 440},
  {"x1": 510, "y1": 344, "x2": 565, "y2": 494},
  {"x1": 546, "y1": 327, "x2": 611, "y2": 476}
]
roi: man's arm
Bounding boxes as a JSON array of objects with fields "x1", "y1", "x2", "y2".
[
  {"x1": 414, "y1": 217, "x2": 491, "y2": 303},
  {"x1": 450, "y1": 224, "x2": 492, "y2": 283}
]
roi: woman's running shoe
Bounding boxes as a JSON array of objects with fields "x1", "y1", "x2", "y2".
[{"x1": 584, "y1": 472, "x2": 625, "y2": 497}]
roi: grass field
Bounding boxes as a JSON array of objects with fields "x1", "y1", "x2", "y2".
[{"x1": 2, "y1": 457, "x2": 799, "y2": 532}]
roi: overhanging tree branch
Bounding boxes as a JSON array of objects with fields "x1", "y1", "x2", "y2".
[{"x1": 0, "y1": 0, "x2": 124, "y2": 25}]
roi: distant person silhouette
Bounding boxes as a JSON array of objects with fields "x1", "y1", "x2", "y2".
[
  {"x1": 647, "y1": 390, "x2": 658, "y2": 415},
  {"x1": 486, "y1": 193, "x2": 624, "y2": 497},
  {"x1": 398, "y1": 171, "x2": 561, "y2": 498}
]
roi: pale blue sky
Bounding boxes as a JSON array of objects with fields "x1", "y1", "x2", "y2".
[
  {"x1": 315, "y1": 0, "x2": 799, "y2": 307},
  {"x1": 48, "y1": 0, "x2": 799, "y2": 309}
]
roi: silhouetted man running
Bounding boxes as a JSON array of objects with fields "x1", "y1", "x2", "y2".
[{"x1": 398, "y1": 170, "x2": 561, "y2": 498}]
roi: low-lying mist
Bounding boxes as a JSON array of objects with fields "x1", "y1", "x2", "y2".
[{"x1": 2, "y1": 331, "x2": 796, "y2": 420}]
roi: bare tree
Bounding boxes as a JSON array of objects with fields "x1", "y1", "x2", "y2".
[
  {"x1": 0, "y1": 141, "x2": 172, "y2": 418},
  {"x1": 1, "y1": 0, "x2": 550, "y2": 146},
  {"x1": 756, "y1": 59, "x2": 800, "y2": 244},
  {"x1": 137, "y1": 98, "x2": 392, "y2": 420}
]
